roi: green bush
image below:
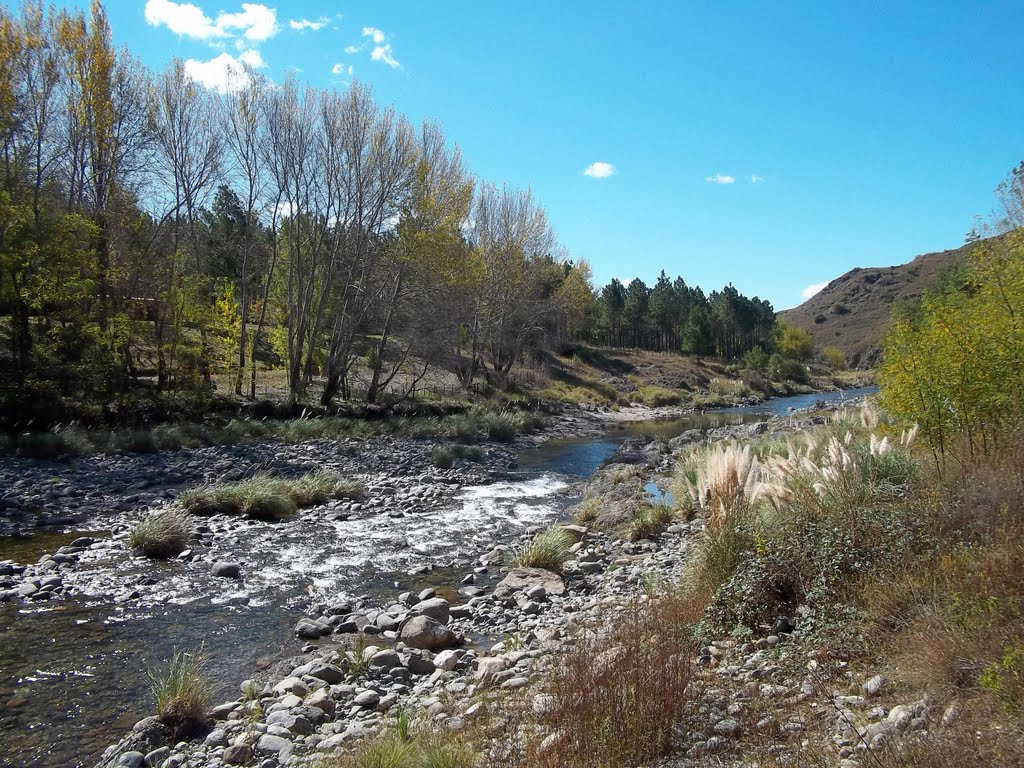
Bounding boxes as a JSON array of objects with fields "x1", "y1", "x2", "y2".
[
  {"x1": 432, "y1": 443, "x2": 484, "y2": 469},
  {"x1": 881, "y1": 230, "x2": 1024, "y2": 460},
  {"x1": 767, "y1": 353, "x2": 809, "y2": 384},
  {"x1": 743, "y1": 346, "x2": 769, "y2": 373}
]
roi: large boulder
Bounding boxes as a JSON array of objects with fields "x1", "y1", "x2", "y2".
[
  {"x1": 492, "y1": 567, "x2": 565, "y2": 601},
  {"x1": 398, "y1": 615, "x2": 458, "y2": 650},
  {"x1": 409, "y1": 597, "x2": 450, "y2": 624}
]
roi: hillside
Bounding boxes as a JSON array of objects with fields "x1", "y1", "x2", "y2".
[{"x1": 780, "y1": 241, "x2": 971, "y2": 367}]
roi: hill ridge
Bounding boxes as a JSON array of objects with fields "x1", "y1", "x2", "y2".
[{"x1": 779, "y1": 241, "x2": 971, "y2": 367}]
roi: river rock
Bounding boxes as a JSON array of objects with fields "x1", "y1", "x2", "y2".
[
  {"x1": 306, "y1": 688, "x2": 336, "y2": 716},
  {"x1": 211, "y1": 561, "x2": 241, "y2": 578},
  {"x1": 272, "y1": 677, "x2": 308, "y2": 697},
  {"x1": 433, "y1": 649, "x2": 460, "y2": 671},
  {"x1": 398, "y1": 615, "x2": 458, "y2": 650},
  {"x1": 492, "y1": 567, "x2": 565, "y2": 601},
  {"x1": 301, "y1": 660, "x2": 345, "y2": 684},
  {"x1": 369, "y1": 648, "x2": 402, "y2": 670},
  {"x1": 256, "y1": 733, "x2": 292, "y2": 758},
  {"x1": 354, "y1": 690, "x2": 380, "y2": 709},
  {"x1": 116, "y1": 752, "x2": 145, "y2": 768},
  {"x1": 223, "y1": 743, "x2": 253, "y2": 765},
  {"x1": 409, "y1": 597, "x2": 450, "y2": 624},
  {"x1": 294, "y1": 618, "x2": 328, "y2": 639},
  {"x1": 475, "y1": 656, "x2": 508, "y2": 681}
]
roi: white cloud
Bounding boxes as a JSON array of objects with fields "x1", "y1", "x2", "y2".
[
  {"x1": 371, "y1": 45, "x2": 400, "y2": 68},
  {"x1": 583, "y1": 161, "x2": 616, "y2": 178},
  {"x1": 362, "y1": 26, "x2": 386, "y2": 44},
  {"x1": 183, "y1": 53, "x2": 251, "y2": 93},
  {"x1": 144, "y1": 1, "x2": 278, "y2": 43},
  {"x1": 217, "y1": 4, "x2": 277, "y2": 42},
  {"x1": 801, "y1": 281, "x2": 828, "y2": 299},
  {"x1": 347, "y1": 27, "x2": 401, "y2": 68},
  {"x1": 239, "y1": 49, "x2": 265, "y2": 68},
  {"x1": 705, "y1": 173, "x2": 735, "y2": 185},
  {"x1": 748, "y1": 174, "x2": 765, "y2": 184},
  {"x1": 331, "y1": 62, "x2": 344, "y2": 75},
  {"x1": 289, "y1": 17, "x2": 329, "y2": 32},
  {"x1": 144, "y1": 0, "x2": 221, "y2": 39}
]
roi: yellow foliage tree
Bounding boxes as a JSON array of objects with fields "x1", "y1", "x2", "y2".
[{"x1": 880, "y1": 229, "x2": 1024, "y2": 460}]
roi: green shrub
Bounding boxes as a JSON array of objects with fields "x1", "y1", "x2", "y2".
[
  {"x1": 822, "y1": 345, "x2": 846, "y2": 370},
  {"x1": 180, "y1": 476, "x2": 296, "y2": 520},
  {"x1": 881, "y1": 232, "x2": 1024, "y2": 460},
  {"x1": 512, "y1": 528, "x2": 575, "y2": 572},
  {"x1": 127, "y1": 509, "x2": 191, "y2": 558},
  {"x1": 431, "y1": 447, "x2": 454, "y2": 469},
  {"x1": 431, "y1": 443, "x2": 484, "y2": 469},
  {"x1": 743, "y1": 346, "x2": 769, "y2": 373},
  {"x1": 150, "y1": 650, "x2": 210, "y2": 734},
  {"x1": 767, "y1": 353, "x2": 809, "y2": 384}
]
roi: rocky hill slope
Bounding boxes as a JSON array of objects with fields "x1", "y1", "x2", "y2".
[{"x1": 779, "y1": 242, "x2": 971, "y2": 367}]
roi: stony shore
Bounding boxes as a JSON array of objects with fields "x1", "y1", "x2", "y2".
[{"x1": 4, "y1": 397, "x2": 924, "y2": 768}]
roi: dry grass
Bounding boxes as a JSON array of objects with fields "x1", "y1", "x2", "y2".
[
  {"x1": 485, "y1": 593, "x2": 698, "y2": 768},
  {"x1": 709, "y1": 376, "x2": 754, "y2": 400},
  {"x1": 681, "y1": 441, "x2": 762, "y2": 534}
]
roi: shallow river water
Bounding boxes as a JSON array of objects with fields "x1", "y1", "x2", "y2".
[{"x1": 0, "y1": 387, "x2": 874, "y2": 767}]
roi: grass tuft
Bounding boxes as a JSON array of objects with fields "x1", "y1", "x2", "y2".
[
  {"x1": 431, "y1": 443, "x2": 484, "y2": 469},
  {"x1": 512, "y1": 528, "x2": 575, "y2": 573},
  {"x1": 627, "y1": 503, "x2": 675, "y2": 541},
  {"x1": 149, "y1": 650, "x2": 210, "y2": 735},
  {"x1": 127, "y1": 509, "x2": 191, "y2": 558},
  {"x1": 180, "y1": 470, "x2": 365, "y2": 520}
]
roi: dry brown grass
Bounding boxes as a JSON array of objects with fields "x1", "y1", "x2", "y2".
[{"x1": 484, "y1": 592, "x2": 699, "y2": 768}]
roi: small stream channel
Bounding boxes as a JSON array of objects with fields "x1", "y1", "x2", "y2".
[{"x1": 0, "y1": 387, "x2": 875, "y2": 767}]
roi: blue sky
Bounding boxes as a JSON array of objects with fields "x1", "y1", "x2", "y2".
[{"x1": 59, "y1": 1, "x2": 1024, "y2": 309}]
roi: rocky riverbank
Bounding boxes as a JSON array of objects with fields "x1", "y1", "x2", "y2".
[
  {"x1": 88, "y1": 400, "x2": 893, "y2": 768},
  {"x1": 2, "y1": 392, "x2": 882, "y2": 767}
]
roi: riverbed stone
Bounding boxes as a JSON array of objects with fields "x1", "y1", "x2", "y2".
[
  {"x1": 369, "y1": 648, "x2": 403, "y2": 670},
  {"x1": 398, "y1": 615, "x2": 458, "y2": 650},
  {"x1": 475, "y1": 656, "x2": 508, "y2": 681},
  {"x1": 144, "y1": 746, "x2": 170, "y2": 766},
  {"x1": 223, "y1": 744, "x2": 253, "y2": 766},
  {"x1": 204, "y1": 728, "x2": 228, "y2": 747},
  {"x1": 211, "y1": 560, "x2": 241, "y2": 578},
  {"x1": 433, "y1": 649, "x2": 460, "y2": 671},
  {"x1": 354, "y1": 690, "x2": 380, "y2": 709},
  {"x1": 294, "y1": 618, "x2": 328, "y2": 639},
  {"x1": 256, "y1": 733, "x2": 292, "y2": 757},
  {"x1": 306, "y1": 688, "x2": 336, "y2": 716},
  {"x1": 273, "y1": 677, "x2": 308, "y2": 697},
  {"x1": 116, "y1": 752, "x2": 146, "y2": 768},
  {"x1": 492, "y1": 567, "x2": 565, "y2": 601},
  {"x1": 303, "y1": 660, "x2": 346, "y2": 684},
  {"x1": 409, "y1": 597, "x2": 450, "y2": 624}
]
